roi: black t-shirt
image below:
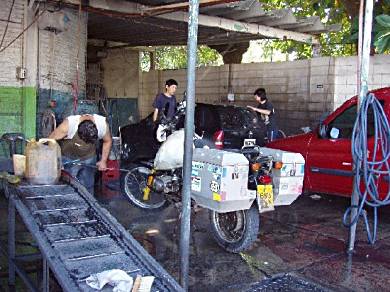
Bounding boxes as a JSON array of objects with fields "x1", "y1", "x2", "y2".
[
  {"x1": 153, "y1": 93, "x2": 177, "y2": 119},
  {"x1": 257, "y1": 100, "x2": 277, "y2": 129}
]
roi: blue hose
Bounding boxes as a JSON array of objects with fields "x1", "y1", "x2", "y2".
[{"x1": 343, "y1": 93, "x2": 390, "y2": 244}]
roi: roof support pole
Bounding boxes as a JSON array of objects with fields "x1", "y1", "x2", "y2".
[
  {"x1": 348, "y1": 0, "x2": 374, "y2": 254},
  {"x1": 180, "y1": 0, "x2": 199, "y2": 290}
]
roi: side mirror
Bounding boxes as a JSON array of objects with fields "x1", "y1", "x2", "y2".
[{"x1": 318, "y1": 123, "x2": 328, "y2": 138}]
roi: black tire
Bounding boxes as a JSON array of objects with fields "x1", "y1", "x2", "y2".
[
  {"x1": 209, "y1": 205, "x2": 259, "y2": 253},
  {"x1": 122, "y1": 166, "x2": 167, "y2": 210}
]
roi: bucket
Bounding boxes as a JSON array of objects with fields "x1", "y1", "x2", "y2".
[
  {"x1": 13, "y1": 154, "x2": 26, "y2": 176},
  {"x1": 25, "y1": 139, "x2": 62, "y2": 185}
]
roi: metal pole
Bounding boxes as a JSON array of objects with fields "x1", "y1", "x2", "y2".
[
  {"x1": 180, "y1": 0, "x2": 199, "y2": 290},
  {"x1": 348, "y1": 0, "x2": 374, "y2": 253}
]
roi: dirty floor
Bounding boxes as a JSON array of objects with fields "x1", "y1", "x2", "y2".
[{"x1": 1, "y1": 182, "x2": 390, "y2": 291}]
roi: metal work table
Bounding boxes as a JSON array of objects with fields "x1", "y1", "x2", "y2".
[{"x1": 1, "y1": 175, "x2": 183, "y2": 292}]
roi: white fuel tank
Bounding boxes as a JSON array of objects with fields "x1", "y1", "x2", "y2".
[{"x1": 154, "y1": 129, "x2": 185, "y2": 170}]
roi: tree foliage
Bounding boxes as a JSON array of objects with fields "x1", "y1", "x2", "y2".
[
  {"x1": 260, "y1": 0, "x2": 390, "y2": 58},
  {"x1": 141, "y1": 45, "x2": 221, "y2": 71},
  {"x1": 375, "y1": 14, "x2": 390, "y2": 53}
]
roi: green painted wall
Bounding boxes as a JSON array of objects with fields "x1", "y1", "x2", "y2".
[{"x1": 0, "y1": 86, "x2": 37, "y2": 139}]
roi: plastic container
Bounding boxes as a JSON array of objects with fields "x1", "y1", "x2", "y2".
[
  {"x1": 109, "y1": 137, "x2": 121, "y2": 160},
  {"x1": 25, "y1": 139, "x2": 61, "y2": 185},
  {"x1": 12, "y1": 154, "x2": 26, "y2": 176}
]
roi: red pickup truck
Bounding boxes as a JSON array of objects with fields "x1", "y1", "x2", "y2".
[{"x1": 267, "y1": 87, "x2": 390, "y2": 198}]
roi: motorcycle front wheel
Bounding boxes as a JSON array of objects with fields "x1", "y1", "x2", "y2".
[
  {"x1": 123, "y1": 167, "x2": 167, "y2": 210},
  {"x1": 209, "y1": 205, "x2": 259, "y2": 253}
]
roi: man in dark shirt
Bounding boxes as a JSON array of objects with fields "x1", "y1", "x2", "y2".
[
  {"x1": 152, "y1": 79, "x2": 178, "y2": 122},
  {"x1": 247, "y1": 88, "x2": 278, "y2": 142}
]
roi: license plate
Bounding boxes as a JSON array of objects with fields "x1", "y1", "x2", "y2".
[
  {"x1": 257, "y1": 184, "x2": 274, "y2": 208},
  {"x1": 243, "y1": 138, "x2": 256, "y2": 147}
]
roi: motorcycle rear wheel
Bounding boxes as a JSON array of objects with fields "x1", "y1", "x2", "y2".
[
  {"x1": 209, "y1": 205, "x2": 259, "y2": 253},
  {"x1": 123, "y1": 167, "x2": 167, "y2": 210}
]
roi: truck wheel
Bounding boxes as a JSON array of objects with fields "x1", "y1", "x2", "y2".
[
  {"x1": 209, "y1": 205, "x2": 259, "y2": 253},
  {"x1": 123, "y1": 167, "x2": 167, "y2": 210}
]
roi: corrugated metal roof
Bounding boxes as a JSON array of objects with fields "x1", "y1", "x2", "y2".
[{"x1": 87, "y1": 0, "x2": 340, "y2": 46}]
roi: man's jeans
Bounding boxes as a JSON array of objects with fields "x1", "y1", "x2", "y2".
[
  {"x1": 267, "y1": 127, "x2": 278, "y2": 142},
  {"x1": 62, "y1": 156, "x2": 96, "y2": 195}
]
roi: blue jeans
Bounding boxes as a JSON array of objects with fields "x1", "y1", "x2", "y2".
[
  {"x1": 62, "y1": 156, "x2": 96, "y2": 195},
  {"x1": 267, "y1": 127, "x2": 278, "y2": 142}
]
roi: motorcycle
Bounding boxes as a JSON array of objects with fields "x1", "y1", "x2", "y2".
[{"x1": 121, "y1": 103, "x2": 304, "y2": 253}]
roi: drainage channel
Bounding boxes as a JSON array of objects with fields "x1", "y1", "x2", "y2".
[{"x1": 1, "y1": 175, "x2": 183, "y2": 292}]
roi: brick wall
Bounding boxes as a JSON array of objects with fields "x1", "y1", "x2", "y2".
[
  {"x1": 37, "y1": 7, "x2": 88, "y2": 123},
  {"x1": 140, "y1": 55, "x2": 390, "y2": 135},
  {"x1": 0, "y1": 1, "x2": 87, "y2": 139},
  {"x1": 0, "y1": 0, "x2": 24, "y2": 87},
  {"x1": 0, "y1": 0, "x2": 27, "y2": 139}
]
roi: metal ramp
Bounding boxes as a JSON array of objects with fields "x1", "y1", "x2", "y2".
[{"x1": 2, "y1": 175, "x2": 183, "y2": 292}]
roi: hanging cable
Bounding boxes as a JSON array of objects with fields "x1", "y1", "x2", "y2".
[
  {"x1": 0, "y1": 8, "x2": 47, "y2": 54},
  {"x1": 343, "y1": 93, "x2": 390, "y2": 244},
  {"x1": 0, "y1": 0, "x2": 16, "y2": 49}
]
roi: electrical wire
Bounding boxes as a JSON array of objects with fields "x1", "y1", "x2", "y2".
[
  {"x1": 0, "y1": 0, "x2": 16, "y2": 49},
  {"x1": 0, "y1": 8, "x2": 47, "y2": 54},
  {"x1": 343, "y1": 93, "x2": 390, "y2": 244}
]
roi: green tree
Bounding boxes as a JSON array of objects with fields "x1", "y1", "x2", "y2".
[
  {"x1": 259, "y1": 0, "x2": 389, "y2": 58},
  {"x1": 141, "y1": 45, "x2": 221, "y2": 71}
]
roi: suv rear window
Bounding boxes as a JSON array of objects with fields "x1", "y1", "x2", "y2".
[{"x1": 216, "y1": 106, "x2": 262, "y2": 129}]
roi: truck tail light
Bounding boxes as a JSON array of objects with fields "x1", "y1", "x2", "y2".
[{"x1": 213, "y1": 130, "x2": 224, "y2": 149}]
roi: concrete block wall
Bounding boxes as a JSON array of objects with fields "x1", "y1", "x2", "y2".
[
  {"x1": 334, "y1": 55, "x2": 390, "y2": 109},
  {"x1": 101, "y1": 49, "x2": 139, "y2": 99},
  {"x1": 140, "y1": 54, "x2": 389, "y2": 135}
]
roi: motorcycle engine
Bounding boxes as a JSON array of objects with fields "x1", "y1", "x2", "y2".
[{"x1": 152, "y1": 174, "x2": 181, "y2": 193}]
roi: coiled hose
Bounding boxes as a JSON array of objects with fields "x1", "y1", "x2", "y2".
[{"x1": 343, "y1": 93, "x2": 390, "y2": 244}]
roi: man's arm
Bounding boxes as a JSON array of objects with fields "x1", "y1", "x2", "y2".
[
  {"x1": 153, "y1": 108, "x2": 159, "y2": 122},
  {"x1": 96, "y1": 123, "x2": 112, "y2": 171},
  {"x1": 247, "y1": 105, "x2": 271, "y2": 116},
  {"x1": 48, "y1": 119, "x2": 69, "y2": 140}
]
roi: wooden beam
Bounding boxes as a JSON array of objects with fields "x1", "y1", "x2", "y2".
[
  {"x1": 157, "y1": 11, "x2": 320, "y2": 44},
  {"x1": 60, "y1": 0, "x2": 144, "y2": 15},
  {"x1": 143, "y1": 0, "x2": 237, "y2": 12}
]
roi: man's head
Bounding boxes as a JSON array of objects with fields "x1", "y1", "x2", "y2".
[
  {"x1": 165, "y1": 79, "x2": 178, "y2": 97},
  {"x1": 77, "y1": 120, "x2": 98, "y2": 144},
  {"x1": 254, "y1": 88, "x2": 267, "y2": 103}
]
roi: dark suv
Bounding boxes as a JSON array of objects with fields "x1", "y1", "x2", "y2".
[{"x1": 120, "y1": 103, "x2": 266, "y2": 166}]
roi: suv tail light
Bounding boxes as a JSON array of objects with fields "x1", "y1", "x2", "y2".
[{"x1": 213, "y1": 130, "x2": 224, "y2": 149}]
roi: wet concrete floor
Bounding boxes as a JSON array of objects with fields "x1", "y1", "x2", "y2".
[
  {"x1": 94, "y1": 185, "x2": 390, "y2": 291},
  {"x1": 1, "y1": 182, "x2": 390, "y2": 291}
]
